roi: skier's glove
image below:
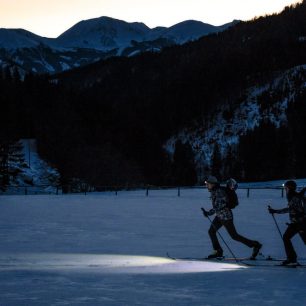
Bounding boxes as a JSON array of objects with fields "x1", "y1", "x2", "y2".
[
  {"x1": 201, "y1": 208, "x2": 209, "y2": 217},
  {"x1": 268, "y1": 207, "x2": 277, "y2": 214}
]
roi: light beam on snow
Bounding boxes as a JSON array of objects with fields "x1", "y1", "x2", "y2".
[{"x1": 0, "y1": 253, "x2": 246, "y2": 274}]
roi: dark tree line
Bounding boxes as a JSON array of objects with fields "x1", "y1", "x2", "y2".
[
  {"x1": 225, "y1": 88, "x2": 306, "y2": 182},
  {"x1": 0, "y1": 139, "x2": 25, "y2": 188}
]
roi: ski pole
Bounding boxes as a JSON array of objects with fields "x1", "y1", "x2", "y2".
[
  {"x1": 268, "y1": 205, "x2": 283, "y2": 240},
  {"x1": 201, "y1": 208, "x2": 238, "y2": 262}
]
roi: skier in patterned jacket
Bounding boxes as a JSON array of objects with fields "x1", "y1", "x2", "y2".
[
  {"x1": 268, "y1": 180, "x2": 306, "y2": 266},
  {"x1": 202, "y1": 175, "x2": 262, "y2": 259}
]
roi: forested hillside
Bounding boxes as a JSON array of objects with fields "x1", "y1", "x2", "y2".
[{"x1": 1, "y1": 1, "x2": 306, "y2": 187}]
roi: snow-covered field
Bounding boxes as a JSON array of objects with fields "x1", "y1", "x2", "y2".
[{"x1": 0, "y1": 187, "x2": 305, "y2": 306}]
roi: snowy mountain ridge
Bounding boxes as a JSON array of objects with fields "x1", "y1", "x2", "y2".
[
  {"x1": 165, "y1": 65, "x2": 306, "y2": 176},
  {"x1": 0, "y1": 28, "x2": 51, "y2": 49},
  {"x1": 0, "y1": 16, "x2": 237, "y2": 74}
]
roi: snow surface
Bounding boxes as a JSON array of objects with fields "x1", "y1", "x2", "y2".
[{"x1": 0, "y1": 185, "x2": 305, "y2": 305}]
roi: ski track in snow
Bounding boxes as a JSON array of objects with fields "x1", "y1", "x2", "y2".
[{"x1": 0, "y1": 188, "x2": 305, "y2": 305}]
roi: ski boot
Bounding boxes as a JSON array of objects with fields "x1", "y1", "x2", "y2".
[
  {"x1": 207, "y1": 249, "x2": 223, "y2": 259},
  {"x1": 281, "y1": 259, "x2": 298, "y2": 267},
  {"x1": 250, "y1": 242, "x2": 262, "y2": 260}
]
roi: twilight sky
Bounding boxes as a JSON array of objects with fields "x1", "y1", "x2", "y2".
[{"x1": 0, "y1": 0, "x2": 302, "y2": 38}]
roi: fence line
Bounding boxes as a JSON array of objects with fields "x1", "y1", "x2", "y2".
[{"x1": 0, "y1": 184, "x2": 290, "y2": 198}]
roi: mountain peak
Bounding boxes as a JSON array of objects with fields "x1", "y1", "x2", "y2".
[
  {"x1": 0, "y1": 16, "x2": 236, "y2": 73},
  {"x1": 56, "y1": 16, "x2": 151, "y2": 50},
  {"x1": 146, "y1": 19, "x2": 226, "y2": 44}
]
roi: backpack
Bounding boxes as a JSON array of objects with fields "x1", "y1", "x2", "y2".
[
  {"x1": 225, "y1": 178, "x2": 239, "y2": 209},
  {"x1": 226, "y1": 188, "x2": 239, "y2": 209},
  {"x1": 301, "y1": 197, "x2": 306, "y2": 218},
  {"x1": 298, "y1": 188, "x2": 306, "y2": 217}
]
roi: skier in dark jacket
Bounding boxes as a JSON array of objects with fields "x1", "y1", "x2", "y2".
[
  {"x1": 202, "y1": 176, "x2": 262, "y2": 259},
  {"x1": 268, "y1": 180, "x2": 306, "y2": 266}
]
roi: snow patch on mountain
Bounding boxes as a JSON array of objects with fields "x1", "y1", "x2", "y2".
[
  {"x1": 59, "y1": 61, "x2": 71, "y2": 71},
  {"x1": 165, "y1": 65, "x2": 306, "y2": 173}
]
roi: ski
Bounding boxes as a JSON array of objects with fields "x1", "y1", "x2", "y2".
[
  {"x1": 166, "y1": 252, "x2": 277, "y2": 262},
  {"x1": 242, "y1": 261, "x2": 306, "y2": 268},
  {"x1": 222, "y1": 258, "x2": 306, "y2": 268},
  {"x1": 166, "y1": 252, "x2": 225, "y2": 261},
  {"x1": 166, "y1": 253, "x2": 306, "y2": 268}
]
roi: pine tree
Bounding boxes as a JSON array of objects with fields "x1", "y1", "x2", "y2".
[
  {"x1": 211, "y1": 143, "x2": 222, "y2": 179},
  {"x1": 0, "y1": 140, "x2": 25, "y2": 189},
  {"x1": 223, "y1": 145, "x2": 240, "y2": 179},
  {"x1": 0, "y1": 141, "x2": 9, "y2": 189},
  {"x1": 3, "y1": 66, "x2": 12, "y2": 81},
  {"x1": 12, "y1": 67, "x2": 21, "y2": 84},
  {"x1": 172, "y1": 140, "x2": 197, "y2": 186}
]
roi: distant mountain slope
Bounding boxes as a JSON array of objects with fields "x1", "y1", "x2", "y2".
[
  {"x1": 0, "y1": 17, "x2": 237, "y2": 74},
  {"x1": 165, "y1": 65, "x2": 306, "y2": 180},
  {"x1": 145, "y1": 20, "x2": 237, "y2": 44},
  {"x1": 0, "y1": 28, "x2": 52, "y2": 49}
]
